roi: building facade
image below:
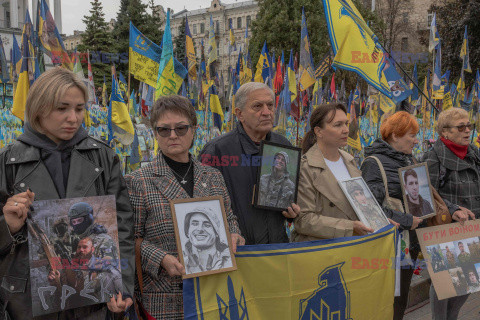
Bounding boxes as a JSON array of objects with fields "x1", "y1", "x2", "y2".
[
  {"x1": 170, "y1": 0, "x2": 259, "y2": 81},
  {"x1": 63, "y1": 30, "x2": 84, "y2": 51}
]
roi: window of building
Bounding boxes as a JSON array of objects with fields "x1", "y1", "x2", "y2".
[
  {"x1": 228, "y1": 18, "x2": 232, "y2": 29},
  {"x1": 216, "y1": 20, "x2": 220, "y2": 34},
  {"x1": 193, "y1": 24, "x2": 197, "y2": 34},
  {"x1": 401, "y1": 37, "x2": 408, "y2": 52},
  {"x1": 246, "y1": 16, "x2": 251, "y2": 28},
  {"x1": 402, "y1": 12, "x2": 408, "y2": 24},
  {"x1": 237, "y1": 17, "x2": 242, "y2": 29},
  {"x1": 200, "y1": 23, "x2": 205, "y2": 33}
]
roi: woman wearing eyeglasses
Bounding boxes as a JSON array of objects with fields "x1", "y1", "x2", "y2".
[
  {"x1": 424, "y1": 107, "x2": 477, "y2": 320},
  {"x1": 124, "y1": 95, "x2": 244, "y2": 319}
]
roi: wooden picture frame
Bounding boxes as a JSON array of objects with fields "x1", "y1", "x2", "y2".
[
  {"x1": 398, "y1": 162, "x2": 436, "y2": 219},
  {"x1": 170, "y1": 196, "x2": 237, "y2": 279},
  {"x1": 338, "y1": 177, "x2": 390, "y2": 232},
  {"x1": 253, "y1": 141, "x2": 301, "y2": 212}
]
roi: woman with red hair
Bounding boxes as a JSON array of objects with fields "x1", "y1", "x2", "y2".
[{"x1": 361, "y1": 111, "x2": 423, "y2": 320}]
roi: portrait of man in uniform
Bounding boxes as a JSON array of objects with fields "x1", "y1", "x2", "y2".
[
  {"x1": 339, "y1": 177, "x2": 389, "y2": 232},
  {"x1": 254, "y1": 142, "x2": 301, "y2": 211},
  {"x1": 399, "y1": 163, "x2": 436, "y2": 219}
]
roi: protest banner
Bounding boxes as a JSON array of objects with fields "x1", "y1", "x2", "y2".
[
  {"x1": 417, "y1": 220, "x2": 480, "y2": 300},
  {"x1": 184, "y1": 225, "x2": 397, "y2": 319}
]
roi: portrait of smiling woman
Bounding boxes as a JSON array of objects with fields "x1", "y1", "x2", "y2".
[{"x1": 125, "y1": 95, "x2": 244, "y2": 319}]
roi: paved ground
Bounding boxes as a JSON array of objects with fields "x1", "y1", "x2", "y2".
[{"x1": 404, "y1": 291, "x2": 480, "y2": 320}]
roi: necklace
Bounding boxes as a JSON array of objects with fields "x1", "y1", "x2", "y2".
[{"x1": 171, "y1": 160, "x2": 193, "y2": 184}]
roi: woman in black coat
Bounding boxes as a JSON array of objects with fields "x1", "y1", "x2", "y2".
[{"x1": 0, "y1": 67, "x2": 134, "y2": 319}]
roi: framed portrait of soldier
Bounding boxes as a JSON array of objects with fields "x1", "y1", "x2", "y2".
[
  {"x1": 338, "y1": 177, "x2": 390, "y2": 232},
  {"x1": 27, "y1": 195, "x2": 123, "y2": 317},
  {"x1": 253, "y1": 141, "x2": 301, "y2": 212},
  {"x1": 399, "y1": 163, "x2": 436, "y2": 219},
  {"x1": 170, "y1": 196, "x2": 237, "y2": 279}
]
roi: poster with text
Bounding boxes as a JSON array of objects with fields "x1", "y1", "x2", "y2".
[
  {"x1": 27, "y1": 195, "x2": 123, "y2": 316},
  {"x1": 417, "y1": 220, "x2": 480, "y2": 300}
]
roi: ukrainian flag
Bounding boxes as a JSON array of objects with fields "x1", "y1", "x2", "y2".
[
  {"x1": 460, "y1": 26, "x2": 472, "y2": 73},
  {"x1": 228, "y1": 20, "x2": 237, "y2": 54},
  {"x1": 209, "y1": 84, "x2": 224, "y2": 130},
  {"x1": 185, "y1": 17, "x2": 197, "y2": 80},
  {"x1": 129, "y1": 22, "x2": 187, "y2": 89},
  {"x1": 11, "y1": 34, "x2": 21, "y2": 82},
  {"x1": 38, "y1": 0, "x2": 73, "y2": 70},
  {"x1": 287, "y1": 49, "x2": 297, "y2": 103},
  {"x1": 207, "y1": 15, "x2": 217, "y2": 66},
  {"x1": 323, "y1": 0, "x2": 391, "y2": 97},
  {"x1": 109, "y1": 75, "x2": 134, "y2": 145},
  {"x1": 184, "y1": 225, "x2": 397, "y2": 320},
  {"x1": 299, "y1": 8, "x2": 316, "y2": 91},
  {"x1": 254, "y1": 41, "x2": 270, "y2": 83},
  {"x1": 155, "y1": 11, "x2": 188, "y2": 99},
  {"x1": 12, "y1": 33, "x2": 30, "y2": 121}
]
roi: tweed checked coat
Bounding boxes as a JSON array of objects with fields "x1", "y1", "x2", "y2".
[
  {"x1": 124, "y1": 153, "x2": 240, "y2": 319},
  {"x1": 424, "y1": 140, "x2": 480, "y2": 218}
]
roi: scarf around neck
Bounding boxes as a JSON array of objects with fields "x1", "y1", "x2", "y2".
[{"x1": 440, "y1": 137, "x2": 468, "y2": 160}]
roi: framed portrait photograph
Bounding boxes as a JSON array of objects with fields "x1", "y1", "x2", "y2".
[
  {"x1": 338, "y1": 177, "x2": 390, "y2": 232},
  {"x1": 170, "y1": 196, "x2": 237, "y2": 279},
  {"x1": 253, "y1": 141, "x2": 301, "y2": 212},
  {"x1": 5, "y1": 83, "x2": 13, "y2": 96},
  {"x1": 398, "y1": 163, "x2": 436, "y2": 219}
]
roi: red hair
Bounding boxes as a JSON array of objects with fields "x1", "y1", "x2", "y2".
[{"x1": 380, "y1": 111, "x2": 419, "y2": 141}]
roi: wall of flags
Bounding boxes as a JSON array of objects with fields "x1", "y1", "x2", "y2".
[{"x1": 3, "y1": 0, "x2": 480, "y2": 173}]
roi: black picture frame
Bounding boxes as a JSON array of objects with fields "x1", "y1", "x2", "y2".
[{"x1": 253, "y1": 141, "x2": 301, "y2": 212}]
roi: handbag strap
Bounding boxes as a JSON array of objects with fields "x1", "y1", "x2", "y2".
[
  {"x1": 135, "y1": 238, "x2": 144, "y2": 295},
  {"x1": 364, "y1": 156, "x2": 391, "y2": 198}
]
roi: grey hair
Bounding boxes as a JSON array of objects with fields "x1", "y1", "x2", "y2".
[{"x1": 235, "y1": 82, "x2": 274, "y2": 110}]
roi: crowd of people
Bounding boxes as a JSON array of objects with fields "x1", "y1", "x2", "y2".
[{"x1": 0, "y1": 67, "x2": 479, "y2": 319}]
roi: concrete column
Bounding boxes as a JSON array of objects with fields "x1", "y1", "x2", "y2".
[
  {"x1": 10, "y1": 0, "x2": 19, "y2": 29},
  {"x1": 54, "y1": 0, "x2": 61, "y2": 34},
  {"x1": 32, "y1": 0, "x2": 37, "y2": 27}
]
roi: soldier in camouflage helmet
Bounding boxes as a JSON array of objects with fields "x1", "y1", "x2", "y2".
[
  {"x1": 51, "y1": 217, "x2": 77, "y2": 260},
  {"x1": 258, "y1": 151, "x2": 295, "y2": 209},
  {"x1": 68, "y1": 202, "x2": 119, "y2": 264},
  {"x1": 346, "y1": 180, "x2": 386, "y2": 232}
]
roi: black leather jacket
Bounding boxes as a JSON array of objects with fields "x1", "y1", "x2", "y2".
[{"x1": 0, "y1": 137, "x2": 135, "y2": 319}]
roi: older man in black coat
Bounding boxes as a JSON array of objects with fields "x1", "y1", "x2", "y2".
[{"x1": 199, "y1": 82, "x2": 299, "y2": 245}]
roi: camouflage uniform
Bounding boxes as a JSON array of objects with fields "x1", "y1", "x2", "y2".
[
  {"x1": 259, "y1": 172, "x2": 295, "y2": 209},
  {"x1": 78, "y1": 223, "x2": 119, "y2": 264}
]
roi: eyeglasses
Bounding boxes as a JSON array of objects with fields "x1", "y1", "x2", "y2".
[
  {"x1": 445, "y1": 123, "x2": 474, "y2": 132},
  {"x1": 155, "y1": 125, "x2": 191, "y2": 137}
]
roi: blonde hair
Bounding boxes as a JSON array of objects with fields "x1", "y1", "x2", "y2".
[
  {"x1": 25, "y1": 67, "x2": 88, "y2": 132},
  {"x1": 436, "y1": 108, "x2": 469, "y2": 136}
]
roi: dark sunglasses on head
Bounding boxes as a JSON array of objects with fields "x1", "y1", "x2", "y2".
[
  {"x1": 445, "y1": 123, "x2": 474, "y2": 132},
  {"x1": 155, "y1": 125, "x2": 191, "y2": 137}
]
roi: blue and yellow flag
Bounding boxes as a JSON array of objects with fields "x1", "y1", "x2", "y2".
[
  {"x1": 287, "y1": 50, "x2": 297, "y2": 103},
  {"x1": 102, "y1": 75, "x2": 108, "y2": 107},
  {"x1": 118, "y1": 72, "x2": 127, "y2": 95},
  {"x1": 12, "y1": 33, "x2": 31, "y2": 121},
  {"x1": 228, "y1": 20, "x2": 236, "y2": 54},
  {"x1": 299, "y1": 8, "x2": 315, "y2": 91},
  {"x1": 185, "y1": 17, "x2": 197, "y2": 80},
  {"x1": 323, "y1": 0, "x2": 391, "y2": 97},
  {"x1": 184, "y1": 226, "x2": 397, "y2": 320},
  {"x1": 432, "y1": 41, "x2": 443, "y2": 99},
  {"x1": 129, "y1": 22, "x2": 186, "y2": 89},
  {"x1": 254, "y1": 41, "x2": 271, "y2": 83},
  {"x1": 109, "y1": 75, "x2": 134, "y2": 145},
  {"x1": 155, "y1": 11, "x2": 188, "y2": 99},
  {"x1": 460, "y1": 26, "x2": 472, "y2": 73},
  {"x1": 429, "y1": 12, "x2": 440, "y2": 52},
  {"x1": 11, "y1": 34, "x2": 21, "y2": 82},
  {"x1": 38, "y1": 0, "x2": 73, "y2": 70},
  {"x1": 207, "y1": 15, "x2": 217, "y2": 66},
  {"x1": 209, "y1": 84, "x2": 224, "y2": 130}
]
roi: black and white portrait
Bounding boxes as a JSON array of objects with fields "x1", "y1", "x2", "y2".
[
  {"x1": 339, "y1": 177, "x2": 390, "y2": 232},
  {"x1": 170, "y1": 197, "x2": 236, "y2": 278},
  {"x1": 254, "y1": 141, "x2": 301, "y2": 211},
  {"x1": 399, "y1": 163, "x2": 436, "y2": 219}
]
